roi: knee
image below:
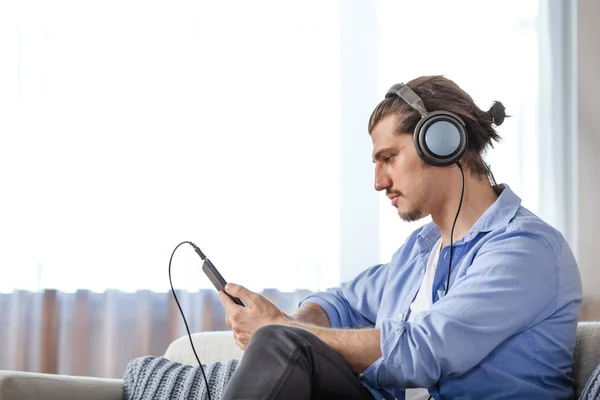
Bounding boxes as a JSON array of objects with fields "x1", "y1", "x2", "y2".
[{"x1": 249, "y1": 324, "x2": 314, "y2": 348}]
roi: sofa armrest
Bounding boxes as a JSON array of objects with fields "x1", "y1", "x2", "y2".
[
  {"x1": 573, "y1": 321, "x2": 600, "y2": 397},
  {"x1": 164, "y1": 330, "x2": 244, "y2": 365},
  {"x1": 0, "y1": 370, "x2": 122, "y2": 400}
]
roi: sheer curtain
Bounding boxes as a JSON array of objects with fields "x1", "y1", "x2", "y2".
[
  {"x1": 0, "y1": 289, "x2": 309, "y2": 377},
  {"x1": 0, "y1": 0, "x2": 573, "y2": 379}
]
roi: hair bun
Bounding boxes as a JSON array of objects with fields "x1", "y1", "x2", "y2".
[{"x1": 488, "y1": 101, "x2": 506, "y2": 126}]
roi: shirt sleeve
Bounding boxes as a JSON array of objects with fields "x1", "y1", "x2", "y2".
[
  {"x1": 298, "y1": 262, "x2": 391, "y2": 329},
  {"x1": 361, "y1": 230, "x2": 564, "y2": 389}
]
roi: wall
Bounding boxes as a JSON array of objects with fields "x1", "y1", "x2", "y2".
[
  {"x1": 339, "y1": 1, "x2": 381, "y2": 282},
  {"x1": 577, "y1": 0, "x2": 600, "y2": 320}
]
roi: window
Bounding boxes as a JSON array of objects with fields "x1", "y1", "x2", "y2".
[
  {"x1": 0, "y1": 1, "x2": 550, "y2": 293},
  {"x1": 0, "y1": 0, "x2": 342, "y2": 293}
]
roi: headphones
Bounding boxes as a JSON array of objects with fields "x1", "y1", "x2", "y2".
[{"x1": 385, "y1": 83, "x2": 467, "y2": 167}]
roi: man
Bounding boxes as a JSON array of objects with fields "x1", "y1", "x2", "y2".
[{"x1": 217, "y1": 76, "x2": 582, "y2": 399}]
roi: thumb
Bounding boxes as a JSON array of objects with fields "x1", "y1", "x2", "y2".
[{"x1": 225, "y1": 283, "x2": 258, "y2": 306}]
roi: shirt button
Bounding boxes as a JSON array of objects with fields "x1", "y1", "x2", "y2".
[{"x1": 397, "y1": 313, "x2": 404, "y2": 320}]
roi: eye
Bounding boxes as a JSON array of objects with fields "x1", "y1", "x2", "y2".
[{"x1": 384, "y1": 155, "x2": 395, "y2": 164}]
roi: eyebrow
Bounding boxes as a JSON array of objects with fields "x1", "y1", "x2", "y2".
[{"x1": 372, "y1": 147, "x2": 395, "y2": 163}]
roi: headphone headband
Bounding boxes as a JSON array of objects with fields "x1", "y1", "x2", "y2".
[{"x1": 385, "y1": 83, "x2": 428, "y2": 117}]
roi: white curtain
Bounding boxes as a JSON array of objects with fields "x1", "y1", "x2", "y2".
[
  {"x1": 0, "y1": 0, "x2": 567, "y2": 294},
  {"x1": 537, "y1": 0, "x2": 578, "y2": 251}
]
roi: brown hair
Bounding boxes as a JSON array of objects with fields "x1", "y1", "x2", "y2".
[{"x1": 368, "y1": 75, "x2": 507, "y2": 185}]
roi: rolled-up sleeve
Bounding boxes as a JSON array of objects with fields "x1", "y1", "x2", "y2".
[
  {"x1": 299, "y1": 262, "x2": 390, "y2": 329},
  {"x1": 361, "y1": 231, "x2": 560, "y2": 389}
]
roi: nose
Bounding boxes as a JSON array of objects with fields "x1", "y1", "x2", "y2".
[{"x1": 374, "y1": 165, "x2": 391, "y2": 192}]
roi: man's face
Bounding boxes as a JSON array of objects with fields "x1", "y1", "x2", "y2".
[{"x1": 371, "y1": 115, "x2": 443, "y2": 222}]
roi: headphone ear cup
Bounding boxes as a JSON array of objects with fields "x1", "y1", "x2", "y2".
[{"x1": 414, "y1": 111, "x2": 467, "y2": 167}]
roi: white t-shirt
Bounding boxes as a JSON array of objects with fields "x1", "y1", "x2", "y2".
[{"x1": 405, "y1": 238, "x2": 443, "y2": 400}]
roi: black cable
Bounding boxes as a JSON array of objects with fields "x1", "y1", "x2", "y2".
[
  {"x1": 445, "y1": 162, "x2": 465, "y2": 296},
  {"x1": 429, "y1": 162, "x2": 465, "y2": 400},
  {"x1": 168, "y1": 241, "x2": 212, "y2": 400}
]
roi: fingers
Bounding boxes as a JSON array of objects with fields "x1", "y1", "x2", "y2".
[
  {"x1": 220, "y1": 292, "x2": 242, "y2": 331},
  {"x1": 233, "y1": 330, "x2": 250, "y2": 351},
  {"x1": 218, "y1": 290, "x2": 241, "y2": 311},
  {"x1": 218, "y1": 290, "x2": 231, "y2": 307},
  {"x1": 225, "y1": 283, "x2": 260, "y2": 307},
  {"x1": 234, "y1": 336, "x2": 245, "y2": 350},
  {"x1": 226, "y1": 307, "x2": 250, "y2": 346}
]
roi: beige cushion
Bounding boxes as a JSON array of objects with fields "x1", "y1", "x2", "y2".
[{"x1": 164, "y1": 330, "x2": 243, "y2": 365}]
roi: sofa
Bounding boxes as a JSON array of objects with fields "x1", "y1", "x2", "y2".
[{"x1": 0, "y1": 322, "x2": 599, "y2": 399}]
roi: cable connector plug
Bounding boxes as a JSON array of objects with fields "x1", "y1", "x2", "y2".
[{"x1": 189, "y1": 242, "x2": 206, "y2": 260}]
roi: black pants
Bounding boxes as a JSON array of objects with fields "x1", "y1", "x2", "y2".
[{"x1": 221, "y1": 324, "x2": 376, "y2": 400}]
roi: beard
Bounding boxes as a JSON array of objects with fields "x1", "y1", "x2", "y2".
[{"x1": 399, "y1": 208, "x2": 424, "y2": 222}]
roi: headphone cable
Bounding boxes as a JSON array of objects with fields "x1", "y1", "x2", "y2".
[
  {"x1": 430, "y1": 162, "x2": 465, "y2": 400},
  {"x1": 168, "y1": 241, "x2": 212, "y2": 400},
  {"x1": 445, "y1": 162, "x2": 465, "y2": 295}
]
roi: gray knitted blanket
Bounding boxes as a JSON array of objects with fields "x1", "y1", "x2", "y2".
[
  {"x1": 580, "y1": 363, "x2": 600, "y2": 400},
  {"x1": 123, "y1": 356, "x2": 238, "y2": 400}
]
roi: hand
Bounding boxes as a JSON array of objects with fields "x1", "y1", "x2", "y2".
[{"x1": 218, "y1": 283, "x2": 288, "y2": 350}]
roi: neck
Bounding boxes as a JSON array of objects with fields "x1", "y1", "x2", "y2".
[{"x1": 432, "y1": 170, "x2": 499, "y2": 247}]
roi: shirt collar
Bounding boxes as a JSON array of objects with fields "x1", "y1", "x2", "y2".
[{"x1": 417, "y1": 184, "x2": 522, "y2": 248}]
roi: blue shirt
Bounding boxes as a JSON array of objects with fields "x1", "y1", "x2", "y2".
[{"x1": 299, "y1": 184, "x2": 582, "y2": 399}]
